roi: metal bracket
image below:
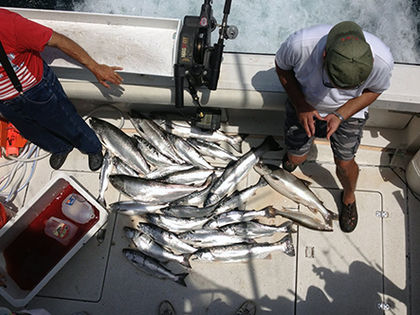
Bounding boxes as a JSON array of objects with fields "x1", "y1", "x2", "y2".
[
  {"x1": 377, "y1": 302, "x2": 390, "y2": 311},
  {"x1": 376, "y1": 210, "x2": 389, "y2": 218},
  {"x1": 305, "y1": 246, "x2": 315, "y2": 258}
]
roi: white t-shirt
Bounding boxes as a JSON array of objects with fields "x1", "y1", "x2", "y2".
[{"x1": 275, "y1": 24, "x2": 394, "y2": 119}]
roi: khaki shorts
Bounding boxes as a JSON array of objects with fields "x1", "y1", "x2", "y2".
[{"x1": 284, "y1": 101, "x2": 368, "y2": 161}]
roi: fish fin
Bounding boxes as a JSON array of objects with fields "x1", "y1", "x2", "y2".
[
  {"x1": 327, "y1": 209, "x2": 339, "y2": 221},
  {"x1": 278, "y1": 220, "x2": 295, "y2": 233},
  {"x1": 256, "y1": 176, "x2": 268, "y2": 187},
  {"x1": 230, "y1": 134, "x2": 247, "y2": 153},
  {"x1": 230, "y1": 141, "x2": 242, "y2": 154},
  {"x1": 279, "y1": 234, "x2": 295, "y2": 257},
  {"x1": 266, "y1": 205, "x2": 278, "y2": 217},
  {"x1": 176, "y1": 273, "x2": 189, "y2": 287},
  {"x1": 315, "y1": 207, "x2": 337, "y2": 226},
  {"x1": 97, "y1": 197, "x2": 107, "y2": 208},
  {"x1": 307, "y1": 207, "x2": 318, "y2": 215},
  {"x1": 300, "y1": 178, "x2": 312, "y2": 186}
]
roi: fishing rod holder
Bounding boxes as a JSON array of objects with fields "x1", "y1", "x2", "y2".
[{"x1": 174, "y1": 0, "x2": 237, "y2": 130}]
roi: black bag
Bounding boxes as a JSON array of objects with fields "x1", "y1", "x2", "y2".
[{"x1": 0, "y1": 40, "x2": 23, "y2": 94}]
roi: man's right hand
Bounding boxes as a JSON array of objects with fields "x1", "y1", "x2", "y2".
[{"x1": 296, "y1": 103, "x2": 324, "y2": 137}]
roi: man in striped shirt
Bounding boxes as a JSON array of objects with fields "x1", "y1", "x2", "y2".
[{"x1": 0, "y1": 8, "x2": 123, "y2": 170}]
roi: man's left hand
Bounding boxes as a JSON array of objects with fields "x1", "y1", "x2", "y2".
[
  {"x1": 92, "y1": 64, "x2": 124, "y2": 88},
  {"x1": 324, "y1": 113, "x2": 342, "y2": 140}
]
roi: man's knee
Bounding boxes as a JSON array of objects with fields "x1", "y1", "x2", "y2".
[
  {"x1": 334, "y1": 157, "x2": 358, "y2": 174},
  {"x1": 288, "y1": 153, "x2": 308, "y2": 165}
]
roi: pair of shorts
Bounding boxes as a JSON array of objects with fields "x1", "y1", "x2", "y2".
[{"x1": 284, "y1": 101, "x2": 368, "y2": 161}]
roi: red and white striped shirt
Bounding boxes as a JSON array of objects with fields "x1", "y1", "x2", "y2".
[{"x1": 0, "y1": 9, "x2": 53, "y2": 100}]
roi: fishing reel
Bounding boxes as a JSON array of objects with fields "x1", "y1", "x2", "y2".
[{"x1": 174, "y1": 0, "x2": 238, "y2": 130}]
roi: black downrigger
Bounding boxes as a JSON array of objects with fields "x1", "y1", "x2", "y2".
[{"x1": 174, "y1": 0, "x2": 238, "y2": 130}]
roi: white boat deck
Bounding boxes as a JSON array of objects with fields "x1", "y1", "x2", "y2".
[
  {"x1": 0, "y1": 7, "x2": 419, "y2": 315},
  {"x1": 0, "y1": 110, "x2": 419, "y2": 315}
]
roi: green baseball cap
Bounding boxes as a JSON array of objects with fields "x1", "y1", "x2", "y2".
[{"x1": 325, "y1": 21, "x2": 373, "y2": 88}]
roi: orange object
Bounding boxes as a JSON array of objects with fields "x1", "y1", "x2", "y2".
[
  {"x1": 0, "y1": 119, "x2": 27, "y2": 157},
  {"x1": 0, "y1": 119, "x2": 7, "y2": 149}
]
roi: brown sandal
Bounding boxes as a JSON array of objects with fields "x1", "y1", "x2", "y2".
[
  {"x1": 159, "y1": 300, "x2": 176, "y2": 315},
  {"x1": 339, "y1": 191, "x2": 358, "y2": 233}
]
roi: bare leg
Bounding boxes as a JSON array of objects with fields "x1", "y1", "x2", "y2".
[{"x1": 335, "y1": 157, "x2": 359, "y2": 205}]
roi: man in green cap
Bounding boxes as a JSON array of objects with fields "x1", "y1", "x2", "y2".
[{"x1": 275, "y1": 21, "x2": 394, "y2": 233}]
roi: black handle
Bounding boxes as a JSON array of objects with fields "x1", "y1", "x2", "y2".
[
  {"x1": 223, "y1": 0, "x2": 232, "y2": 14},
  {"x1": 207, "y1": 42, "x2": 224, "y2": 90},
  {"x1": 174, "y1": 64, "x2": 185, "y2": 108}
]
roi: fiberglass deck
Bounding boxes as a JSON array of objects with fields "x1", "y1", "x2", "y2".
[{"x1": 0, "y1": 113, "x2": 419, "y2": 315}]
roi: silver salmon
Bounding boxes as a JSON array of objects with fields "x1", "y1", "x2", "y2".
[
  {"x1": 157, "y1": 120, "x2": 245, "y2": 153},
  {"x1": 109, "y1": 200, "x2": 168, "y2": 216},
  {"x1": 129, "y1": 113, "x2": 184, "y2": 164},
  {"x1": 109, "y1": 175, "x2": 208, "y2": 204},
  {"x1": 187, "y1": 138, "x2": 239, "y2": 162},
  {"x1": 214, "y1": 177, "x2": 267, "y2": 215},
  {"x1": 123, "y1": 248, "x2": 188, "y2": 286},
  {"x1": 274, "y1": 207, "x2": 333, "y2": 232},
  {"x1": 124, "y1": 227, "x2": 191, "y2": 268},
  {"x1": 192, "y1": 234, "x2": 295, "y2": 262},
  {"x1": 254, "y1": 162, "x2": 336, "y2": 228},
  {"x1": 205, "y1": 136, "x2": 281, "y2": 206},
  {"x1": 204, "y1": 207, "x2": 277, "y2": 229},
  {"x1": 219, "y1": 221, "x2": 294, "y2": 238},
  {"x1": 178, "y1": 229, "x2": 254, "y2": 248},
  {"x1": 145, "y1": 213, "x2": 210, "y2": 233},
  {"x1": 136, "y1": 222, "x2": 198, "y2": 254},
  {"x1": 90, "y1": 117, "x2": 150, "y2": 175}
]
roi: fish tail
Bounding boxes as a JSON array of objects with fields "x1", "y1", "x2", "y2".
[
  {"x1": 261, "y1": 135, "x2": 282, "y2": 152},
  {"x1": 279, "y1": 234, "x2": 295, "y2": 257},
  {"x1": 229, "y1": 134, "x2": 247, "y2": 153},
  {"x1": 327, "y1": 209, "x2": 339, "y2": 221},
  {"x1": 181, "y1": 255, "x2": 192, "y2": 268},
  {"x1": 176, "y1": 273, "x2": 189, "y2": 287},
  {"x1": 322, "y1": 208, "x2": 337, "y2": 229},
  {"x1": 256, "y1": 176, "x2": 268, "y2": 187}
]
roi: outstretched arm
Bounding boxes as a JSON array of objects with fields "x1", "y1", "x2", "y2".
[{"x1": 47, "y1": 31, "x2": 123, "y2": 88}]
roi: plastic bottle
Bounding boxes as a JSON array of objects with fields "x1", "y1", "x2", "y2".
[
  {"x1": 44, "y1": 216, "x2": 78, "y2": 246},
  {"x1": 61, "y1": 193, "x2": 95, "y2": 224}
]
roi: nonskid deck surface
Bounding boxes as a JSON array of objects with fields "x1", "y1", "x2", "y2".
[{"x1": 0, "y1": 114, "x2": 419, "y2": 315}]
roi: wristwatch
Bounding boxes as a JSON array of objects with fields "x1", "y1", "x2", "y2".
[{"x1": 332, "y1": 111, "x2": 345, "y2": 121}]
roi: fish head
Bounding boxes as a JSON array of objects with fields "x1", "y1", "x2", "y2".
[
  {"x1": 109, "y1": 175, "x2": 125, "y2": 191},
  {"x1": 122, "y1": 248, "x2": 136, "y2": 260},
  {"x1": 89, "y1": 117, "x2": 107, "y2": 133},
  {"x1": 123, "y1": 226, "x2": 138, "y2": 239}
]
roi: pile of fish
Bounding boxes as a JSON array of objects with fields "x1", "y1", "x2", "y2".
[{"x1": 89, "y1": 113, "x2": 333, "y2": 286}]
